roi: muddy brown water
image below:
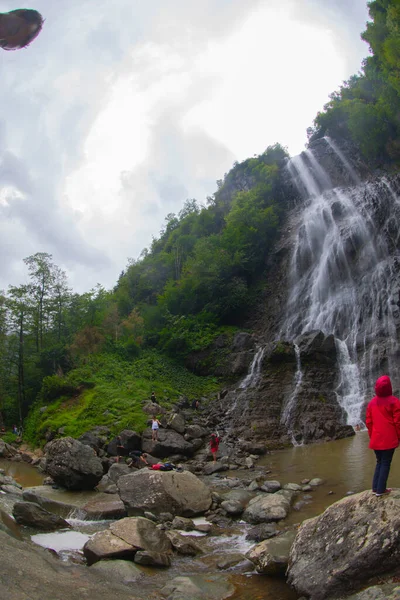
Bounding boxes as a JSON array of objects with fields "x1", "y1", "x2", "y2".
[{"x1": 1, "y1": 432, "x2": 394, "y2": 599}]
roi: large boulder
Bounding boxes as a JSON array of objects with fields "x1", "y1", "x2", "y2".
[
  {"x1": 168, "y1": 413, "x2": 186, "y2": 435},
  {"x1": 242, "y1": 493, "x2": 290, "y2": 524},
  {"x1": 287, "y1": 489, "x2": 400, "y2": 600},
  {"x1": 12, "y1": 501, "x2": 71, "y2": 531},
  {"x1": 44, "y1": 437, "x2": 104, "y2": 490},
  {"x1": 118, "y1": 470, "x2": 212, "y2": 517},
  {"x1": 78, "y1": 427, "x2": 110, "y2": 453},
  {"x1": 106, "y1": 430, "x2": 141, "y2": 457},
  {"x1": 83, "y1": 517, "x2": 171, "y2": 566},
  {"x1": 141, "y1": 429, "x2": 194, "y2": 458},
  {"x1": 246, "y1": 530, "x2": 296, "y2": 575},
  {"x1": 0, "y1": 530, "x2": 146, "y2": 600},
  {"x1": 82, "y1": 496, "x2": 126, "y2": 520},
  {"x1": 96, "y1": 463, "x2": 131, "y2": 493}
]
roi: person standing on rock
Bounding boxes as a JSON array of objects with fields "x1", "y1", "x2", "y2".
[
  {"x1": 151, "y1": 416, "x2": 161, "y2": 441},
  {"x1": 366, "y1": 375, "x2": 400, "y2": 497},
  {"x1": 210, "y1": 432, "x2": 220, "y2": 463},
  {"x1": 151, "y1": 391, "x2": 157, "y2": 403},
  {"x1": 116, "y1": 436, "x2": 129, "y2": 463}
]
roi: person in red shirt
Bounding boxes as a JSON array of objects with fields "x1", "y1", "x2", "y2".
[
  {"x1": 366, "y1": 375, "x2": 400, "y2": 496},
  {"x1": 210, "y1": 432, "x2": 220, "y2": 463}
]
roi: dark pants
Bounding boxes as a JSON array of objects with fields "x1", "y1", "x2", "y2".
[{"x1": 373, "y1": 448, "x2": 395, "y2": 494}]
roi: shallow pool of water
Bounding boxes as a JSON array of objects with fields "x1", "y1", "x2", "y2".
[{"x1": 0, "y1": 459, "x2": 44, "y2": 487}]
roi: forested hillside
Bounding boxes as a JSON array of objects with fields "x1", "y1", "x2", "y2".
[{"x1": 0, "y1": 144, "x2": 290, "y2": 444}]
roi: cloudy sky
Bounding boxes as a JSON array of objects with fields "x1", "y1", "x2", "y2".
[{"x1": 0, "y1": 0, "x2": 370, "y2": 293}]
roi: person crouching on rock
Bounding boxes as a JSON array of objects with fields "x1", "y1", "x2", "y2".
[
  {"x1": 210, "y1": 432, "x2": 220, "y2": 463},
  {"x1": 128, "y1": 450, "x2": 148, "y2": 468},
  {"x1": 366, "y1": 375, "x2": 400, "y2": 497},
  {"x1": 151, "y1": 416, "x2": 161, "y2": 441}
]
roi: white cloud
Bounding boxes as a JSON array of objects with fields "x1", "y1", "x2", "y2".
[{"x1": 0, "y1": 0, "x2": 369, "y2": 293}]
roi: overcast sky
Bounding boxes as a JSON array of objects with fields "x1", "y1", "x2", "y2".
[{"x1": 0, "y1": 0, "x2": 370, "y2": 293}]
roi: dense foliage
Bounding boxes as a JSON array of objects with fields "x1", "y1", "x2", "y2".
[{"x1": 308, "y1": 0, "x2": 400, "y2": 165}]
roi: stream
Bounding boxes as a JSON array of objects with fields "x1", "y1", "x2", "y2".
[{"x1": 0, "y1": 432, "x2": 389, "y2": 599}]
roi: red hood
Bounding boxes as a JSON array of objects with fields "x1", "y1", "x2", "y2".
[{"x1": 375, "y1": 375, "x2": 392, "y2": 397}]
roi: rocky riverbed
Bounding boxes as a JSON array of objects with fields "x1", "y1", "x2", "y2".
[{"x1": 2, "y1": 431, "x2": 400, "y2": 600}]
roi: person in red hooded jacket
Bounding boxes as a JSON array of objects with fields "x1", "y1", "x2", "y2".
[{"x1": 366, "y1": 375, "x2": 400, "y2": 497}]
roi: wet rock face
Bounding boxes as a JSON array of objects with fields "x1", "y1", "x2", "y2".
[
  {"x1": 287, "y1": 489, "x2": 400, "y2": 600},
  {"x1": 44, "y1": 437, "x2": 104, "y2": 490},
  {"x1": 223, "y1": 331, "x2": 354, "y2": 447}
]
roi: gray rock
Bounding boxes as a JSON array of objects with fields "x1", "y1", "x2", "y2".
[
  {"x1": 260, "y1": 480, "x2": 281, "y2": 493},
  {"x1": 12, "y1": 501, "x2": 70, "y2": 531},
  {"x1": 118, "y1": 470, "x2": 212, "y2": 517},
  {"x1": 44, "y1": 437, "x2": 104, "y2": 490},
  {"x1": 0, "y1": 441, "x2": 17, "y2": 458},
  {"x1": 232, "y1": 332, "x2": 255, "y2": 352},
  {"x1": 83, "y1": 516, "x2": 171, "y2": 566},
  {"x1": 166, "y1": 530, "x2": 202, "y2": 555},
  {"x1": 161, "y1": 575, "x2": 235, "y2": 600},
  {"x1": 168, "y1": 413, "x2": 186, "y2": 435},
  {"x1": 243, "y1": 493, "x2": 290, "y2": 524},
  {"x1": 309, "y1": 478, "x2": 325, "y2": 486},
  {"x1": 345, "y1": 584, "x2": 400, "y2": 600},
  {"x1": 90, "y1": 559, "x2": 144, "y2": 583},
  {"x1": 110, "y1": 517, "x2": 171, "y2": 552},
  {"x1": 203, "y1": 462, "x2": 228, "y2": 476},
  {"x1": 134, "y1": 550, "x2": 171, "y2": 567},
  {"x1": 185, "y1": 425, "x2": 209, "y2": 439},
  {"x1": 142, "y1": 429, "x2": 194, "y2": 458},
  {"x1": 220, "y1": 500, "x2": 244, "y2": 515},
  {"x1": 82, "y1": 530, "x2": 136, "y2": 566},
  {"x1": 217, "y1": 553, "x2": 246, "y2": 570},
  {"x1": 106, "y1": 430, "x2": 141, "y2": 456},
  {"x1": 1, "y1": 485, "x2": 23, "y2": 496},
  {"x1": 247, "y1": 480, "x2": 259, "y2": 491},
  {"x1": 287, "y1": 489, "x2": 400, "y2": 600},
  {"x1": 0, "y1": 530, "x2": 143, "y2": 600},
  {"x1": 171, "y1": 516, "x2": 195, "y2": 531},
  {"x1": 246, "y1": 523, "x2": 278, "y2": 542},
  {"x1": 82, "y1": 496, "x2": 127, "y2": 520},
  {"x1": 283, "y1": 483, "x2": 302, "y2": 492},
  {"x1": 246, "y1": 530, "x2": 296, "y2": 575}
]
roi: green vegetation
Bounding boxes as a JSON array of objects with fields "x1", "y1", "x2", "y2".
[
  {"x1": 24, "y1": 350, "x2": 219, "y2": 447},
  {"x1": 0, "y1": 144, "x2": 291, "y2": 445},
  {"x1": 308, "y1": 0, "x2": 400, "y2": 166}
]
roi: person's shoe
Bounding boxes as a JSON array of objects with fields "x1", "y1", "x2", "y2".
[{"x1": 375, "y1": 488, "x2": 392, "y2": 497}]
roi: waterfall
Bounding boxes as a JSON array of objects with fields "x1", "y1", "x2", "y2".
[
  {"x1": 226, "y1": 346, "x2": 266, "y2": 420},
  {"x1": 282, "y1": 147, "x2": 400, "y2": 425},
  {"x1": 281, "y1": 344, "x2": 303, "y2": 441},
  {"x1": 239, "y1": 346, "x2": 266, "y2": 389}
]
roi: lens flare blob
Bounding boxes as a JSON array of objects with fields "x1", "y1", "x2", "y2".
[{"x1": 0, "y1": 9, "x2": 44, "y2": 51}]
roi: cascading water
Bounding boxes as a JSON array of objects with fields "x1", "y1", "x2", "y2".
[
  {"x1": 239, "y1": 346, "x2": 266, "y2": 389},
  {"x1": 226, "y1": 346, "x2": 266, "y2": 420},
  {"x1": 282, "y1": 139, "x2": 400, "y2": 426},
  {"x1": 280, "y1": 344, "x2": 303, "y2": 443}
]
